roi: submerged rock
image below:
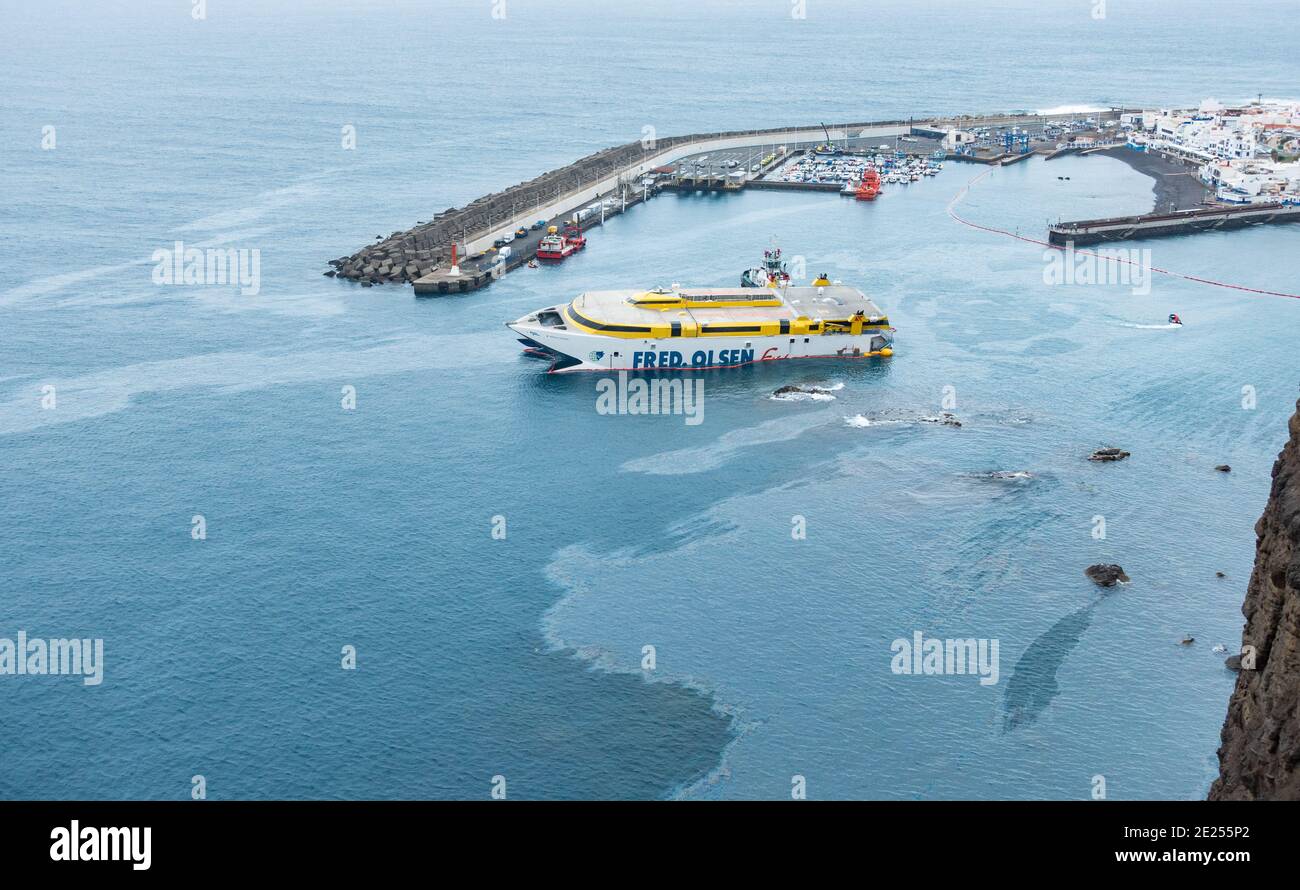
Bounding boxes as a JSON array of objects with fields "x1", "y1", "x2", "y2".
[
  {"x1": 1224, "y1": 654, "x2": 1243, "y2": 672},
  {"x1": 1216, "y1": 464, "x2": 1232, "y2": 473},
  {"x1": 771, "y1": 384, "x2": 840, "y2": 402},
  {"x1": 967, "y1": 470, "x2": 1034, "y2": 481},
  {"x1": 774, "y1": 384, "x2": 835, "y2": 396},
  {"x1": 1088, "y1": 447, "x2": 1130, "y2": 462},
  {"x1": 1085, "y1": 564, "x2": 1130, "y2": 586},
  {"x1": 921, "y1": 412, "x2": 962, "y2": 427}
]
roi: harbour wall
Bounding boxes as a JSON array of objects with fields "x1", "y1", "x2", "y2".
[
  {"x1": 1048, "y1": 202, "x2": 1300, "y2": 245},
  {"x1": 462, "y1": 123, "x2": 911, "y2": 253},
  {"x1": 329, "y1": 110, "x2": 1125, "y2": 287},
  {"x1": 330, "y1": 122, "x2": 908, "y2": 285}
]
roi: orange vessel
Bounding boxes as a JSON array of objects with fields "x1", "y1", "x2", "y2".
[{"x1": 855, "y1": 167, "x2": 881, "y2": 201}]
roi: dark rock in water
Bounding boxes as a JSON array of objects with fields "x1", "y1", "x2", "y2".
[
  {"x1": 774, "y1": 384, "x2": 833, "y2": 395},
  {"x1": 772, "y1": 384, "x2": 837, "y2": 400},
  {"x1": 1216, "y1": 571, "x2": 1226, "y2": 578},
  {"x1": 1224, "y1": 654, "x2": 1243, "y2": 672},
  {"x1": 360, "y1": 280, "x2": 373, "y2": 287},
  {"x1": 921, "y1": 412, "x2": 961, "y2": 427},
  {"x1": 1085, "y1": 564, "x2": 1130, "y2": 586},
  {"x1": 1088, "y1": 447, "x2": 1130, "y2": 462},
  {"x1": 323, "y1": 270, "x2": 335, "y2": 277},
  {"x1": 1216, "y1": 464, "x2": 1232, "y2": 472}
]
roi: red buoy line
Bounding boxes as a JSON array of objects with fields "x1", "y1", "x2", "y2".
[{"x1": 945, "y1": 167, "x2": 1300, "y2": 300}]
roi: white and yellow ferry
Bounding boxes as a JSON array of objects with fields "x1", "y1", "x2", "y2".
[{"x1": 507, "y1": 282, "x2": 894, "y2": 372}]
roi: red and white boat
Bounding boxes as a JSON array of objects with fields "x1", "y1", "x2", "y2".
[{"x1": 536, "y1": 225, "x2": 587, "y2": 260}]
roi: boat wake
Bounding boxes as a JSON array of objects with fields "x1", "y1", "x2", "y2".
[{"x1": 1116, "y1": 322, "x2": 1183, "y2": 330}]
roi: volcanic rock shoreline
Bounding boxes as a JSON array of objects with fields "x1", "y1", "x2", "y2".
[{"x1": 1210, "y1": 398, "x2": 1300, "y2": 800}]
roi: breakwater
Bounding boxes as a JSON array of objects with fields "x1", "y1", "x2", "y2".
[
  {"x1": 327, "y1": 111, "x2": 1125, "y2": 289},
  {"x1": 328, "y1": 120, "x2": 910, "y2": 286},
  {"x1": 1048, "y1": 202, "x2": 1300, "y2": 246}
]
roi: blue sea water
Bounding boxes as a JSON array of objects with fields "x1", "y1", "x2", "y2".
[{"x1": 2, "y1": 0, "x2": 1298, "y2": 799}]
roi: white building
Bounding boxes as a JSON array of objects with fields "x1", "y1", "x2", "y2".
[
  {"x1": 1130, "y1": 99, "x2": 1300, "y2": 203},
  {"x1": 1201, "y1": 158, "x2": 1300, "y2": 205},
  {"x1": 942, "y1": 129, "x2": 976, "y2": 151}
]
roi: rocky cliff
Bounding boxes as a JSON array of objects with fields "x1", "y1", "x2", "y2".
[{"x1": 1210, "y1": 398, "x2": 1300, "y2": 800}]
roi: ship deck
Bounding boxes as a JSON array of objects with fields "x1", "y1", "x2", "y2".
[{"x1": 571, "y1": 285, "x2": 887, "y2": 325}]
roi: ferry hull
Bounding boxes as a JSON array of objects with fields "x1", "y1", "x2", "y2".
[{"x1": 506, "y1": 323, "x2": 894, "y2": 373}]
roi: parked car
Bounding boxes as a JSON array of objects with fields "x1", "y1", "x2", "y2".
[
  {"x1": 501, "y1": 232, "x2": 515, "y2": 244},
  {"x1": 515, "y1": 227, "x2": 528, "y2": 239},
  {"x1": 530, "y1": 220, "x2": 546, "y2": 230}
]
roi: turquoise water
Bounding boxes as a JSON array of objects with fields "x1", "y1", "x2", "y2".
[{"x1": 2, "y1": 0, "x2": 1298, "y2": 799}]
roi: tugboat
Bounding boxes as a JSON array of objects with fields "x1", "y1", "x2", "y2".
[
  {"x1": 741, "y1": 247, "x2": 793, "y2": 288},
  {"x1": 536, "y1": 224, "x2": 586, "y2": 261},
  {"x1": 855, "y1": 167, "x2": 881, "y2": 201}
]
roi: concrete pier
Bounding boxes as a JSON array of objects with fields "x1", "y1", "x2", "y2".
[{"x1": 1048, "y1": 202, "x2": 1300, "y2": 246}]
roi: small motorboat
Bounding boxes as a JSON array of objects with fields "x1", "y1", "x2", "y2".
[{"x1": 1169, "y1": 313, "x2": 1183, "y2": 325}]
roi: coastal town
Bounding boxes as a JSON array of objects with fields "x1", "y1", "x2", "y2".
[{"x1": 1124, "y1": 99, "x2": 1300, "y2": 205}]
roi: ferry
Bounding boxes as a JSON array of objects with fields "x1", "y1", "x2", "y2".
[{"x1": 507, "y1": 283, "x2": 894, "y2": 373}]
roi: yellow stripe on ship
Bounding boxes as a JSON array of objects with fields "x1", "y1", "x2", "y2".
[{"x1": 564, "y1": 304, "x2": 889, "y2": 339}]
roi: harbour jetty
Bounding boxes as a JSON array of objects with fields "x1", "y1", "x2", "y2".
[
  {"x1": 331, "y1": 120, "x2": 912, "y2": 292},
  {"x1": 1049, "y1": 202, "x2": 1300, "y2": 246},
  {"x1": 328, "y1": 111, "x2": 1126, "y2": 294}
]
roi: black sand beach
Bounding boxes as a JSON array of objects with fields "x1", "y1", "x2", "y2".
[{"x1": 1092, "y1": 146, "x2": 1213, "y2": 212}]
